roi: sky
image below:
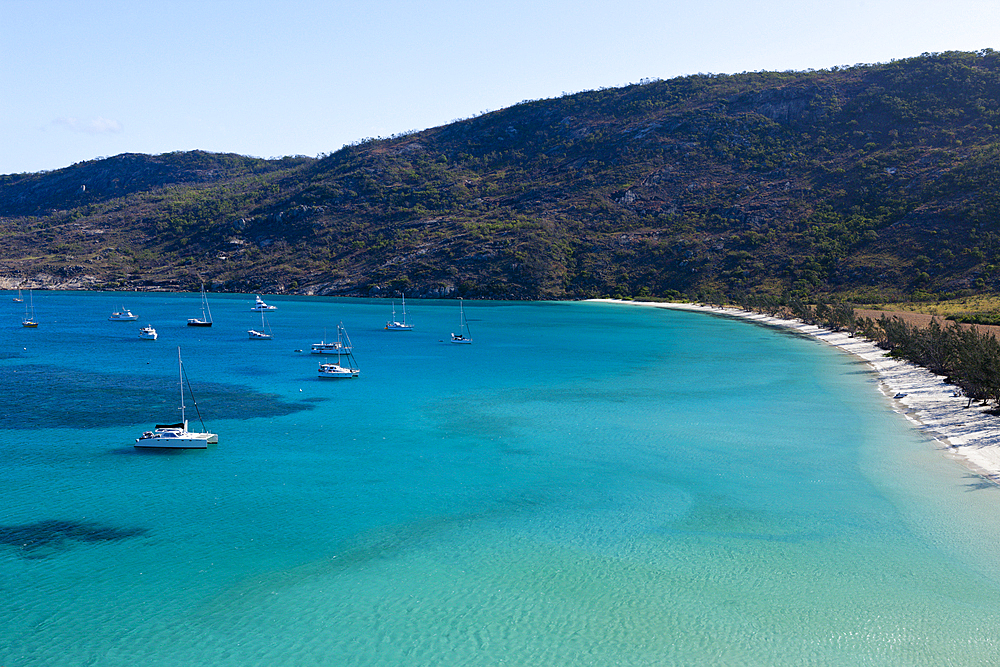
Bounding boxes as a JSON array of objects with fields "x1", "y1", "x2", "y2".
[{"x1": 1, "y1": 0, "x2": 997, "y2": 175}]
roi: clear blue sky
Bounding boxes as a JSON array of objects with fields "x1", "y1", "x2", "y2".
[{"x1": 1, "y1": 0, "x2": 996, "y2": 175}]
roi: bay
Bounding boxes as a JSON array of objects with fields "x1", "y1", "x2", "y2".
[{"x1": 1, "y1": 292, "x2": 999, "y2": 665}]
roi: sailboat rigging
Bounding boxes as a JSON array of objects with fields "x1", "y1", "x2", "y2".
[
  {"x1": 248, "y1": 308, "x2": 273, "y2": 339},
  {"x1": 187, "y1": 282, "x2": 213, "y2": 327},
  {"x1": 135, "y1": 347, "x2": 218, "y2": 448},
  {"x1": 450, "y1": 298, "x2": 472, "y2": 344},
  {"x1": 22, "y1": 290, "x2": 38, "y2": 328},
  {"x1": 317, "y1": 323, "x2": 360, "y2": 378},
  {"x1": 385, "y1": 293, "x2": 414, "y2": 330}
]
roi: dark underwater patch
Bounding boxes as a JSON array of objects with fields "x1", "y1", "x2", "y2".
[
  {"x1": 0, "y1": 364, "x2": 316, "y2": 429},
  {"x1": 0, "y1": 519, "x2": 147, "y2": 559}
]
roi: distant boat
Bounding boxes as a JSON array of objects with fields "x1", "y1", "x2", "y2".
[
  {"x1": 138, "y1": 325, "x2": 158, "y2": 340},
  {"x1": 187, "y1": 282, "x2": 213, "y2": 327},
  {"x1": 21, "y1": 290, "x2": 38, "y2": 328},
  {"x1": 135, "y1": 347, "x2": 217, "y2": 449},
  {"x1": 311, "y1": 329, "x2": 353, "y2": 355},
  {"x1": 385, "y1": 293, "x2": 414, "y2": 331},
  {"x1": 251, "y1": 295, "x2": 277, "y2": 311},
  {"x1": 248, "y1": 309, "x2": 273, "y2": 340},
  {"x1": 109, "y1": 307, "x2": 138, "y2": 321},
  {"x1": 12, "y1": 286, "x2": 23, "y2": 303},
  {"x1": 450, "y1": 298, "x2": 472, "y2": 344},
  {"x1": 317, "y1": 323, "x2": 359, "y2": 378}
]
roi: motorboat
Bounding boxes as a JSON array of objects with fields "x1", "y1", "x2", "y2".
[
  {"x1": 135, "y1": 347, "x2": 217, "y2": 449},
  {"x1": 139, "y1": 325, "x2": 158, "y2": 340},
  {"x1": 109, "y1": 308, "x2": 138, "y2": 321},
  {"x1": 250, "y1": 295, "x2": 277, "y2": 311},
  {"x1": 311, "y1": 336, "x2": 352, "y2": 355}
]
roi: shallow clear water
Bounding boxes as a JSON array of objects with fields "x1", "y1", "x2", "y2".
[{"x1": 2, "y1": 293, "x2": 999, "y2": 665}]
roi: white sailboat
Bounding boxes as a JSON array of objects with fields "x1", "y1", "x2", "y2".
[
  {"x1": 135, "y1": 347, "x2": 218, "y2": 449},
  {"x1": 385, "y1": 293, "x2": 414, "y2": 331},
  {"x1": 317, "y1": 323, "x2": 359, "y2": 378},
  {"x1": 187, "y1": 282, "x2": 213, "y2": 327},
  {"x1": 248, "y1": 309, "x2": 273, "y2": 340},
  {"x1": 450, "y1": 298, "x2": 472, "y2": 344},
  {"x1": 22, "y1": 290, "x2": 38, "y2": 328},
  {"x1": 12, "y1": 286, "x2": 23, "y2": 303}
]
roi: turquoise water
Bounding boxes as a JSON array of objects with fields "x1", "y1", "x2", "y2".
[{"x1": 2, "y1": 293, "x2": 1000, "y2": 665}]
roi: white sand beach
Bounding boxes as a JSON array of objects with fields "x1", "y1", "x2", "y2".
[{"x1": 598, "y1": 300, "x2": 1000, "y2": 485}]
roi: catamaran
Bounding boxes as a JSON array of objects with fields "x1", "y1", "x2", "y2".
[{"x1": 135, "y1": 347, "x2": 218, "y2": 449}]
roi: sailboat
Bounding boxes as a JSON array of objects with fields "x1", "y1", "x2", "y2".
[
  {"x1": 22, "y1": 290, "x2": 38, "y2": 328},
  {"x1": 12, "y1": 285, "x2": 23, "y2": 303},
  {"x1": 135, "y1": 347, "x2": 218, "y2": 449},
  {"x1": 187, "y1": 282, "x2": 213, "y2": 327},
  {"x1": 248, "y1": 309, "x2": 273, "y2": 340},
  {"x1": 385, "y1": 293, "x2": 414, "y2": 331},
  {"x1": 317, "y1": 323, "x2": 360, "y2": 378},
  {"x1": 450, "y1": 298, "x2": 472, "y2": 344}
]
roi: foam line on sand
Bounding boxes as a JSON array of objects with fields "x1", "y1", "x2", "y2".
[{"x1": 597, "y1": 300, "x2": 1000, "y2": 485}]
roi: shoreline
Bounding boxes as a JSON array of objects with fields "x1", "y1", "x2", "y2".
[{"x1": 594, "y1": 299, "x2": 1000, "y2": 485}]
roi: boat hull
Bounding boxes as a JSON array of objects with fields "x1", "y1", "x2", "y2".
[
  {"x1": 187, "y1": 320, "x2": 212, "y2": 327},
  {"x1": 134, "y1": 436, "x2": 209, "y2": 449},
  {"x1": 311, "y1": 345, "x2": 352, "y2": 354},
  {"x1": 134, "y1": 428, "x2": 217, "y2": 448}
]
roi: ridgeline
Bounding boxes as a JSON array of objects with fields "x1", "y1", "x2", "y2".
[{"x1": 3, "y1": 50, "x2": 1000, "y2": 302}]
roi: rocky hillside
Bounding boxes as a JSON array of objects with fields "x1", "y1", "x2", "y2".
[{"x1": 3, "y1": 49, "x2": 1000, "y2": 302}]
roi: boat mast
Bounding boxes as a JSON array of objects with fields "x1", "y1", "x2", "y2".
[{"x1": 177, "y1": 347, "x2": 187, "y2": 424}]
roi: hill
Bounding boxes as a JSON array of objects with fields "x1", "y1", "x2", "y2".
[{"x1": 3, "y1": 49, "x2": 1000, "y2": 301}]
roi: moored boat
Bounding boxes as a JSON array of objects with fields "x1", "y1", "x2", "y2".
[
  {"x1": 317, "y1": 323, "x2": 359, "y2": 378},
  {"x1": 187, "y1": 282, "x2": 213, "y2": 327},
  {"x1": 135, "y1": 347, "x2": 217, "y2": 449},
  {"x1": 251, "y1": 295, "x2": 277, "y2": 311},
  {"x1": 110, "y1": 307, "x2": 138, "y2": 321},
  {"x1": 385, "y1": 293, "x2": 414, "y2": 331},
  {"x1": 450, "y1": 298, "x2": 472, "y2": 344}
]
